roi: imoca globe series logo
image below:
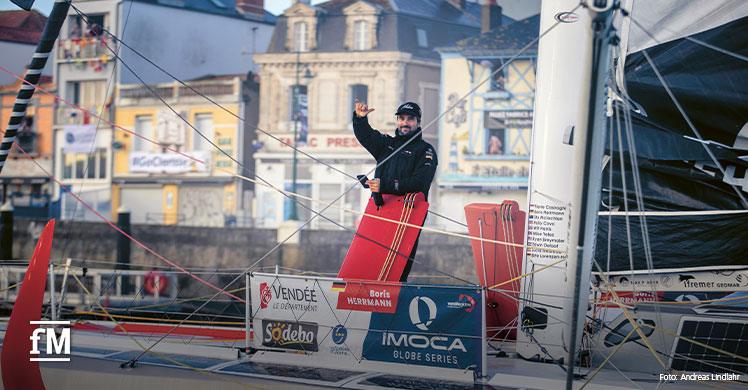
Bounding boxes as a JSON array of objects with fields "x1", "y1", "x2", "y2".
[{"x1": 409, "y1": 296, "x2": 437, "y2": 331}]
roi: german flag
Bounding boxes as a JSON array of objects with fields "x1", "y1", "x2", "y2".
[{"x1": 331, "y1": 281, "x2": 346, "y2": 292}]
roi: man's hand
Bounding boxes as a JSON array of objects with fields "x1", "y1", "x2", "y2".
[
  {"x1": 366, "y1": 178, "x2": 380, "y2": 193},
  {"x1": 354, "y1": 98, "x2": 375, "y2": 118}
]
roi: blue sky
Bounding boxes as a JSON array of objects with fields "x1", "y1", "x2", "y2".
[{"x1": 0, "y1": 0, "x2": 324, "y2": 16}]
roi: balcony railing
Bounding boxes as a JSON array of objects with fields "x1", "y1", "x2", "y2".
[{"x1": 57, "y1": 37, "x2": 116, "y2": 62}]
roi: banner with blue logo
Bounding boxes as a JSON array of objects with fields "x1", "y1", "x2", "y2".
[
  {"x1": 361, "y1": 285, "x2": 484, "y2": 376},
  {"x1": 250, "y1": 273, "x2": 485, "y2": 381}
]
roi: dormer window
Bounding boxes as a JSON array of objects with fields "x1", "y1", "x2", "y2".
[
  {"x1": 354, "y1": 21, "x2": 368, "y2": 50},
  {"x1": 343, "y1": 1, "x2": 380, "y2": 51},
  {"x1": 284, "y1": 2, "x2": 318, "y2": 52},
  {"x1": 294, "y1": 21, "x2": 308, "y2": 52},
  {"x1": 417, "y1": 29, "x2": 428, "y2": 48}
]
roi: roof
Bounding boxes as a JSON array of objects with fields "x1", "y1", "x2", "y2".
[
  {"x1": 444, "y1": 13, "x2": 540, "y2": 57},
  {"x1": 132, "y1": 0, "x2": 277, "y2": 24},
  {"x1": 0, "y1": 10, "x2": 47, "y2": 45},
  {"x1": 266, "y1": 0, "x2": 509, "y2": 60},
  {"x1": 0, "y1": 75, "x2": 54, "y2": 93}
]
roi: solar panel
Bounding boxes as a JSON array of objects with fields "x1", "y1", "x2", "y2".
[{"x1": 670, "y1": 317, "x2": 748, "y2": 374}]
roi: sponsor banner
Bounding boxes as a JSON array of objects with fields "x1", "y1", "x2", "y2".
[
  {"x1": 362, "y1": 286, "x2": 483, "y2": 376},
  {"x1": 250, "y1": 273, "x2": 484, "y2": 378},
  {"x1": 251, "y1": 273, "x2": 369, "y2": 361},
  {"x1": 484, "y1": 110, "x2": 533, "y2": 129},
  {"x1": 336, "y1": 281, "x2": 401, "y2": 313},
  {"x1": 598, "y1": 291, "x2": 663, "y2": 308},
  {"x1": 258, "y1": 280, "x2": 320, "y2": 313},
  {"x1": 129, "y1": 152, "x2": 208, "y2": 173},
  {"x1": 595, "y1": 270, "x2": 748, "y2": 292},
  {"x1": 62, "y1": 125, "x2": 96, "y2": 152},
  {"x1": 261, "y1": 319, "x2": 319, "y2": 352}
]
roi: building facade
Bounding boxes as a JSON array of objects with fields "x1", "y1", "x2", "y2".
[
  {"x1": 112, "y1": 75, "x2": 258, "y2": 226},
  {"x1": 0, "y1": 10, "x2": 56, "y2": 219},
  {"x1": 0, "y1": 77, "x2": 57, "y2": 219},
  {"x1": 0, "y1": 10, "x2": 53, "y2": 85},
  {"x1": 253, "y1": 0, "x2": 488, "y2": 229},
  {"x1": 435, "y1": 14, "x2": 539, "y2": 229},
  {"x1": 51, "y1": 0, "x2": 275, "y2": 221}
]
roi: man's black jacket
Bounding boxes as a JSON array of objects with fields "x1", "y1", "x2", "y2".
[{"x1": 352, "y1": 113, "x2": 437, "y2": 199}]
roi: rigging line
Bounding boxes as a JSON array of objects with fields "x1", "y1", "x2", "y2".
[
  {"x1": 74, "y1": 33, "x2": 437, "y2": 285},
  {"x1": 2, "y1": 144, "x2": 243, "y2": 303},
  {"x1": 86, "y1": 4, "x2": 583, "y2": 356},
  {"x1": 589, "y1": 350, "x2": 646, "y2": 390},
  {"x1": 4, "y1": 90, "x2": 473, "y2": 343},
  {"x1": 685, "y1": 36, "x2": 748, "y2": 63},
  {"x1": 580, "y1": 327, "x2": 637, "y2": 389},
  {"x1": 242, "y1": 175, "x2": 559, "y2": 251},
  {"x1": 640, "y1": 320, "x2": 748, "y2": 365},
  {"x1": 625, "y1": 16, "x2": 748, "y2": 64},
  {"x1": 614, "y1": 103, "x2": 638, "y2": 296},
  {"x1": 62, "y1": 0, "x2": 137, "y2": 318},
  {"x1": 591, "y1": 259, "x2": 668, "y2": 370},
  {"x1": 351, "y1": 2, "x2": 584, "y2": 201},
  {"x1": 487, "y1": 257, "x2": 566, "y2": 290},
  {"x1": 70, "y1": 3, "x2": 574, "y2": 229},
  {"x1": 312, "y1": 279, "x2": 364, "y2": 364},
  {"x1": 71, "y1": 311, "x2": 244, "y2": 325},
  {"x1": 599, "y1": 209, "x2": 748, "y2": 216},
  {"x1": 640, "y1": 50, "x2": 748, "y2": 208},
  {"x1": 619, "y1": 76, "x2": 669, "y2": 354},
  {"x1": 68, "y1": 4, "x2": 469, "y2": 240},
  {"x1": 68, "y1": 11, "x2": 516, "y2": 256},
  {"x1": 66, "y1": 3, "x2": 357, "y2": 182},
  {"x1": 606, "y1": 103, "x2": 614, "y2": 274},
  {"x1": 0, "y1": 69, "x2": 244, "y2": 304},
  {"x1": 70, "y1": 275, "x2": 264, "y2": 390},
  {"x1": 428, "y1": 210, "x2": 468, "y2": 228},
  {"x1": 60, "y1": 0, "x2": 133, "y2": 223}
]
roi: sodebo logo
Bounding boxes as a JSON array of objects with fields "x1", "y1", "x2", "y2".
[{"x1": 409, "y1": 296, "x2": 436, "y2": 331}]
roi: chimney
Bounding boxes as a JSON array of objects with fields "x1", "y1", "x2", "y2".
[
  {"x1": 237, "y1": 0, "x2": 264, "y2": 16},
  {"x1": 481, "y1": 0, "x2": 502, "y2": 34}
]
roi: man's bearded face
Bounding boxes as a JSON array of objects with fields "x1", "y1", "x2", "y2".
[{"x1": 397, "y1": 114, "x2": 419, "y2": 134}]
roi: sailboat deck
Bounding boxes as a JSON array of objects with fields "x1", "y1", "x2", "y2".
[{"x1": 3, "y1": 322, "x2": 742, "y2": 389}]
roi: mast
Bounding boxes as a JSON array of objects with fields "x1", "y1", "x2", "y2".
[
  {"x1": 0, "y1": 0, "x2": 71, "y2": 175},
  {"x1": 516, "y1": 0, "x2": 615, "y2": 385}
]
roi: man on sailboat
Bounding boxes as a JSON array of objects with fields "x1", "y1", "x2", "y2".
[{"x1": 352, "y1": 99, "x2": 438, "y2": 281}]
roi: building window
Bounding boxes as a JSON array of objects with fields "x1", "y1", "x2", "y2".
[
  {"x1": 193, "y1": 113, "x2": 214, "y2": 152},
  {"x1": 66, "y1": 80, "x2": 106, "y2": 108},
  {"x1": 417, "y1": 29, "x2": 428, "y2": 48},
  {"x1": 354, "y1": 20, "x2": 368, "y2": 50},
  {"x1": 16, "y1": 116, "x2": 36, "y2": 154},
  {"x1": 294, "y1": 21, "x2": 308, "y2": 52},
  {"x1": 62, "y1": 148, "x2": 108, "y2": 180},
  {"x1": 350, "y1": 84, "x2": 368, "y2": 109},
  {"x1": 492, "y1": 68, "x2": 506, "y2": 91},
  {"x1": 66, "y1": 82, "x2": 80, "y2": 105},
  {"x1": 486, "y1": 128, "x2": 505, "y2": 155},
  {"x1": 133, "y1": 115, "x2": 153, "y2": 152}
]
